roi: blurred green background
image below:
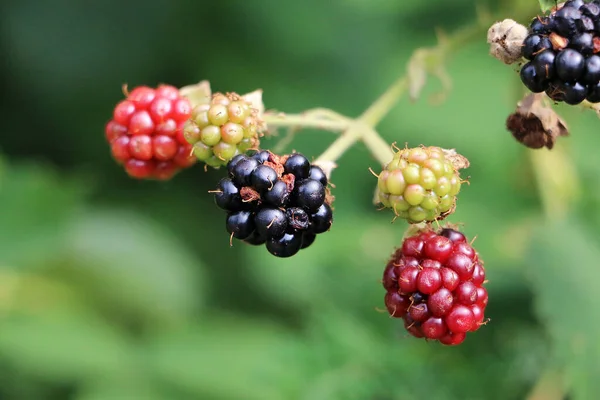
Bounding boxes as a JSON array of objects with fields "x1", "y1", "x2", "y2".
[{"x1": 1, "y1": 0, "x2": 599, "y2": 399}]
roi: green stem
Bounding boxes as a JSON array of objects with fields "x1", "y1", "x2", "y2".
[
  {"x1": 262, "y1": 112, "x2": 350, "y2": 132},
  {"x1": 359, "y1": 76, "x2": 408, "y2": 128},
  {"x1": 314, "y1": 127, "x2": 362, "y2": 164}
]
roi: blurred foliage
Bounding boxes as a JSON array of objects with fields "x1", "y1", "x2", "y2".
[{"x1": 0, "y1": 0, "x2": 598, "y2": 399}]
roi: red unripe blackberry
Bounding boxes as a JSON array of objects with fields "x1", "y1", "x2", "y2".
[
  {"x1": 105, "y1": 84, "x2": 196, "y2": 180},
  {"x1": 382, "y1": 227, "x2": 489, "y2": 345}
]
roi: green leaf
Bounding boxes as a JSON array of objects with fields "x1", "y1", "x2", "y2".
[
  {"x1": 145, "y1": 315, "x2": 305, "y2": 400},
  {"x1": 0, "y1": 163, "x2": 84, "y2": 268},
  {"x1": 527, "y1": 220, "x2": 600, "y2": 399},
  {"x1": 74, "y1": 378, "x2": 169, "y2": 400},
  {"x1": 539, "y1": 0, "x2": 556, "y2": 12},
  {"x1": 0, "y1": 311, "x2": 135, "y2": 382},
  {"x1": 63, "y1": 210, "x2": 205, "y2": 324}
]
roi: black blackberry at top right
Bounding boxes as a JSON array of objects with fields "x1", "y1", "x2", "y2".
[{"x1": 520, "y1": 0, "x2": 600, "y2": 104}]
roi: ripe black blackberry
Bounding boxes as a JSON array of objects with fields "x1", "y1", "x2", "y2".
[
  {"x1": 213, "y1": 150, "x2": 333, "y2": 258},
  {"x1": 520, "y1": 0, "x2": 600, "y2": 104}
]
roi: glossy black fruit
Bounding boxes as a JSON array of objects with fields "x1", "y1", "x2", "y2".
[
  {"x1": 214, "y1": 178, "x2": 244, "y2": 211},
  {"x1": 294, "y1": 179, "x2": 326, "y2": 212},
  {"x1": 266, "y1": 232, "x2": 303, "y2": 258},
  {"x1": 555, "y1": 49, "x2": 585, "y2": 82},
  {"x1": 583, "y1": 55, "x2": 600, "y2": 84},
  {"x1": 251, "y1": 164, "x2": 278, "y2": 192},
  {"x1": 231, "y1": 158, "x2": 259, "y2": 187},
  {"x1": 254, "y1": 208, "x2": 287, "y2": 238},
  {"x1": 310, "y1": 203, "x2": 333, "y2": 234},
  {"x1": 226, "y1": 210, "x2": 255, "y2": 240},
  {"x1": 308, "y1": 165, "x2": 328, "y2": 187},
  {"x1": 522, "y1": 35, "x2": 552, "y2": 60},
  {"x1": 263, "y1": 180, "x2": 290, "y2": 207},
  {"x1": 520, "y1": 62, "x2": 549, "y2": 93},
  {"x1": 283, "y1": 153, "x2": 310, "y2": 180}
]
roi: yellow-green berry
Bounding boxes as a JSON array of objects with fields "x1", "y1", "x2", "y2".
[
  {"x1": 184, "y1": 92, "x2": 263, "y2": 168},
  {"x1": 374, "y1": 146, "x2": 466, "y2": 223}
]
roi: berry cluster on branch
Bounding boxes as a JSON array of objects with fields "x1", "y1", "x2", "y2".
[{"x1": 104, "y1": 7, "x2": 510, "y2": 346}]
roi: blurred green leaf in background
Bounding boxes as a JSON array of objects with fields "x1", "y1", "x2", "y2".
[{"x1": 0, "y1": 0, "x2": 599, "y2": 398}]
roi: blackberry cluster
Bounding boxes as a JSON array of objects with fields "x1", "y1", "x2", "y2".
[
  {"x1": 105, "y1": 85, "x2": 197, "y2": 180},
  {"x1": 214, "y1": 151, "x2": 333, "y2": 258},
  {"x1": 183, "y1": 92, "x2": 263, "y2": 168},
  {"x1": 383, "y1": 228, "x2": 488, "y2": 345},
  {"x1": 520, "y1": 0, "x2": 600, "y2": 104},
  {"x1": 374, "y1": 146, "x2": 462, "y2": 224}
]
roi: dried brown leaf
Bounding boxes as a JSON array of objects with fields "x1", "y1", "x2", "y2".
[{"x1": 506, "y1": 93, "x2": 569, "y2": 150}]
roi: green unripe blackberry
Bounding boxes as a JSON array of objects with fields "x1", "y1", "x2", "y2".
[
  {"x1": 374, "y1": 146, "x2": 466, "y2": 223},
  {"x1": 183, "y1": 92, "x2": 263, "y2": 168}
]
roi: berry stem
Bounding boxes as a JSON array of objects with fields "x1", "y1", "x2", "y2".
[
  {"x1": 262, "y1": 110, "x2": 351, "y2": 132},
  {"x1": 313, "y1": 12, "x2": 496, "y2": 167}
]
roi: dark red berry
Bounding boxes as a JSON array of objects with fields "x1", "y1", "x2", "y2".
[
  {"x1": 439, "y1": 228, "x2": 466, "y2": 243},
  {"x1": 403, "y1": 316, "x2": 424, "y2": 338},
  {"x1": 385, "y1": 292, "x2": 410, "y2": 317},
  {"x1": 456, "y1": 281, "x2": 478, "y2": 305},
  {"x1": 440, "y1": 267, "x2": 460, "y2": 291},
  {"x1": 416, "y1": 267, "x2": 442, "y2": 295},
  {"x1": 398, "y1": 266, "x2": 419, "y2": 293},
  {"x1": 408, "y1": 303, "x2": 431, "y2": 322},
  {"x1": 439, "y1": 331, "x2": 466, "y2": 346},
  {"x1": 476, "y1": 287, "x2": 488, "y2": 307},
  {"x1": 446, "y1": 305, "x2": 475, "y2": 333},
  {"x1": 471, "y1": 263, "x2": 486, "y2": 286},
  {"x1": 422, "y1": 236, "x2": 453, "y2": 263},
  {"x1": 401, "y1": 237, "x2": 424, "y2": 258},
  {"x1": 421, "y1": 259, "x2": 441, "y2": 269},
  {"x1": 383, "y1": 227, "x2": 488, "y2": 345},
  {"x1": 382, "y1": 265, "x2": 399, "y2": 291},
  {"x1": 428, "y1": 288, "x2": 454, "y2": 317},
  {"x1": 470, "y1": 304, "x2": 485, "y2": 331},
  {"x1": 446, "y1": 253, "x2": 474, "y2": 280},
  {"x1": 422, "y1": 317, "x2": 448, "y2": 339}
]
